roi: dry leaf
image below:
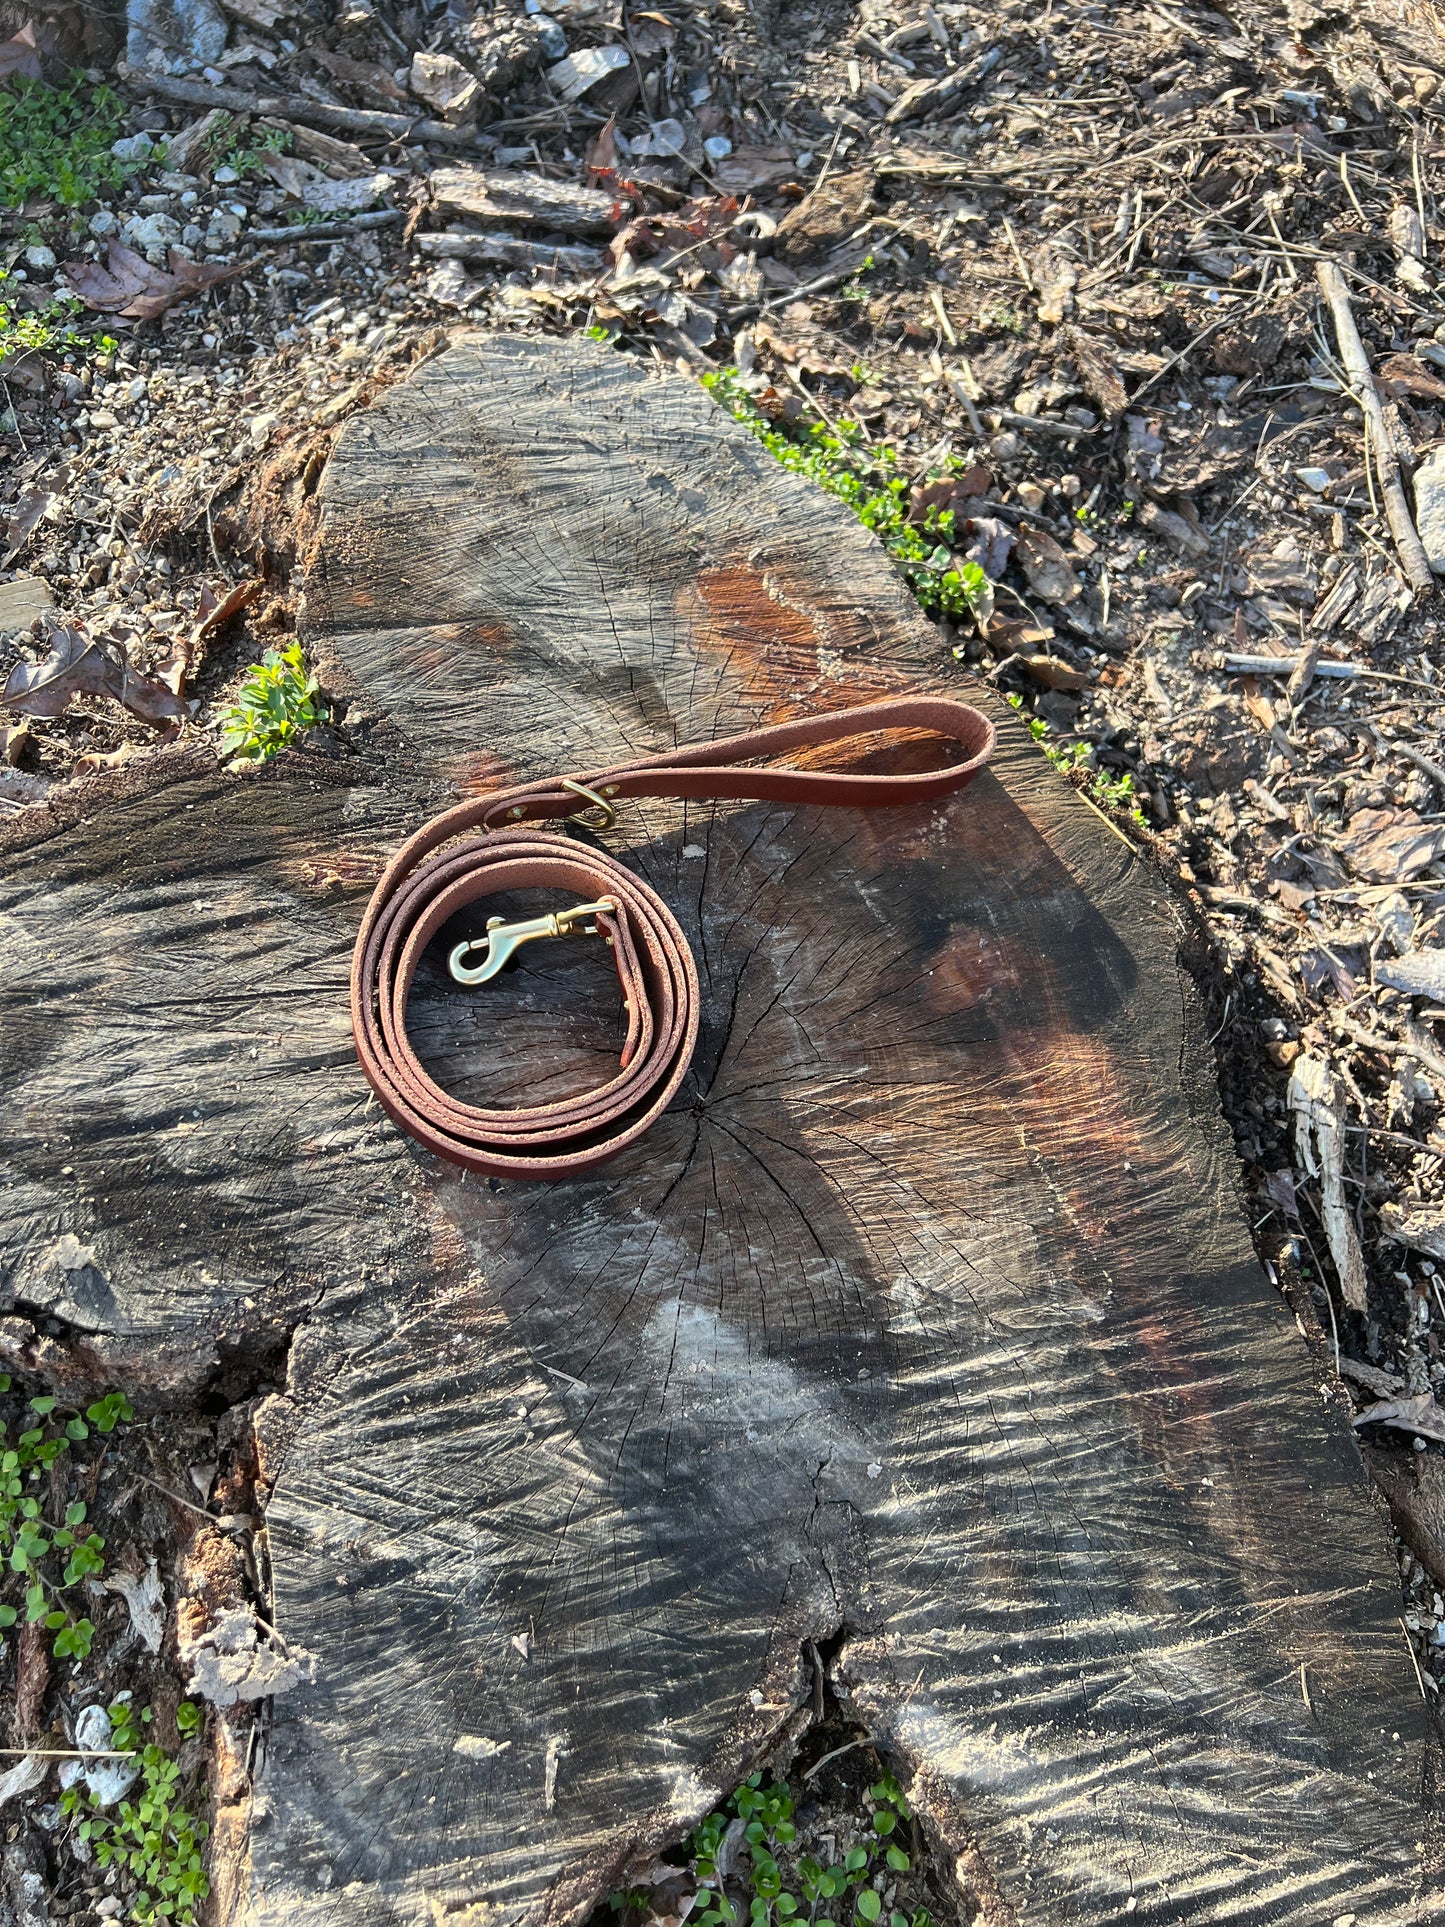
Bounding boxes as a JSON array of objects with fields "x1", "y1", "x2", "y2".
[
  {"x1": 3, "y1": 614, "x2": 190, "y2": 727},
  {"x1": 2, "y1": 465, "x2": 67, "y2": 566},
  {"x1": 60, "y1": 240, "x2": 243, "y2": 322},
  {"x1": 1014, "y1": 525, "x2": 1081, "y2": 603},
  {"x1": 0, "y1": 21, "x2": 41, "y2": 83},
  {"x1": 1353, "y1": 1391, "x2": 1445, "y2": 1444}
]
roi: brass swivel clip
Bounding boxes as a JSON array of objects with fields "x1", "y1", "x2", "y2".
[{"x1": 448, "y1": 898, "x2": 618, "y2": 986}]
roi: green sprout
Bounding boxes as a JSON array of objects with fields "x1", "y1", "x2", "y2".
[
  {"x1": 0, "y1": 1377, "x2": 134, "y2": 1660},
  {"x1": 701, "y1": 368, "x2": 992, "y2": 624},
  {"x1": 1004, "y1": 694, "x2": 1145, "y2": 824},
  {"x1": 625, "y1": 1764, "x2": 930, "y2": 1927},
  {"x1": 217, "y1": 642, "x2": 323, "y2": 766},
  {"x1": 61, "y1": 1702, "x2": 211, "y2": 1925}
]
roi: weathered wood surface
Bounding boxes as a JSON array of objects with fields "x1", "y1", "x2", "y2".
[{"x1": 0, "y1": 334, "x2": 1440, "y2": 1925}]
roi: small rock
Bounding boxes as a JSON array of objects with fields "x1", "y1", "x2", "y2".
[
  {"x1": 125, "y1": 0, "x2": 227, "y2": 71},
  {"x1": 547, "y1": 44, "x2": 630, "y2": 101},
  {"x1": 1296, "y1": 465, "x2": 1332, "y2": 493},
  {"x1": 122, "y1": 210, "x2": 182, "y2": 262},
  {"x1": 534, "y1": 16, "x2": 567, "y2": 57},
  {"x1": 703, "y1": 135, "x2": 733, "y2": 160},
  {"x1": 88, "y1": 209, "x2": 119, "y2": 238},
  {"x1": 249, "y1": 411, "x2": 281, "y2": 446},
  {"x1": 88, "y1": 410, "x2": 120, "y2": 430},
  {"x1": 110, "y1": 131, "x2": 154, "y2": 165},
  {"x1": 1016, "y1": 481, "x2": 1047, "y2": 509},
  {"x1": 635, "y1": 117, "x2": 687, "y2": 157},
  {"x1": 57, "y1": 1706, "x2": 139, "y2": 1808},
  {"x1": 410, "y1": 51, "x2": 482, "y2": 123},
  {"x1": 22, "y1": 245, "x2": 55, "y2": 275},
  {"x1": 989, "y1": 431, "x2": 1021, "y2": 462},
  {"x1": 1414, "y1": 445, "x2": 1445, "y2": 573},
  {"x1": 212, "y1": 162, "x2": 240, "y2": 184}
]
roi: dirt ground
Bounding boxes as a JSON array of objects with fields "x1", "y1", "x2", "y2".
[{"x1": 5, "y1": 0, "x2": 1445, "y2": 1916}]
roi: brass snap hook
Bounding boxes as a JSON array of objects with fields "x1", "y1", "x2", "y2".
[{"x1": 448, "y1": 898, "x2": 618, "y2": 986}]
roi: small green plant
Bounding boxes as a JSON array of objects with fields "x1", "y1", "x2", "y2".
[
  {"x1": 839, "y1": 254, "x2": 876, "y2": 302},
  {"x1": 0, "y1": 73, "x2": 132, "y2": 208},
  {"x1": 61, "y1": 1701, "x2": 210, "y2": 1925},
  {"x1": 849, "y1": 360, "x2": 878, "y2": 386},
  {"x1": 978, "y1": 298, "x2": 1025, "y2": 335},
  {"x1": 586, "y1": 322, "x2": 620, "y2": 344},
  {"x1": 702, "y1": 368, "x2": 991, "y2": 624},
  {"x1": 628, "y1": 1766, "x2": 930, "y2": 1927},
  {"x1": 0, "y1": 275, "x2": 99, "y2": 359},
  {"x1": 1004, "y1": 695, "x2": 1145, "y2": 824},
  {"x1": 222, "y1": 125, "x2": 291, "y2": 178},
  {"x1": 0, "y1": 1377, "x2": 135, "y2": 1659},
  {"x1": 217, "y1": 642, "x2": 323, "y2": 766}
]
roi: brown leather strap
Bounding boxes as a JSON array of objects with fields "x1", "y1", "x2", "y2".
[{"x1": 351, "y1": 695, "x2": 995, "y2": 1181}]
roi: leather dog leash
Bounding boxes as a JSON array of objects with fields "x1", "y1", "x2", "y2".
[{"x1": 351, "y1": 695, "x2": 995, "y2": 1181}]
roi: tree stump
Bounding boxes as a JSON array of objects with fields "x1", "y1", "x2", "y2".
[{"x1": 1, "y1": 335, "x2": 1439, "y2": 1925}]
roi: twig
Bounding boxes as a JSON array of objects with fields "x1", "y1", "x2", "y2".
[
  {"x1": 990, "y1": 408, "x2": 1099, "y2": 441},
  {"x1": 1372, "y1": 728, "x2": 1445, "y2": 793},
  {"x1": 118, "y1": 61, "x2": 481, "y2": 149},
  {"x1": 1402, "y1": 1620, "x2": 1430, "y2": 1702},
  {"x1": 928, "y1": 285, "x2": 957, "y2": 348},
  {"x1": 1316, "y1": 260, "x2": 1434, "y2": 596},
  {"x1": 0, "y1": 1747, "x2": 136, "y2": 1759},
  {"x1": 246, "y1": 210, "x2": 404, "y2": 244},
  {"x1": 1001, "y1": 217, "x2": 1034, "y2": 289},
  {"x1": 803, "y1": 1736, "x2": 875, "y2": 1781}
]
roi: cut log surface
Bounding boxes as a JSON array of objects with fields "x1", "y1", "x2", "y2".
[{"x1": 1, "y1": 335, "x2": 1440, "y2": 1925}]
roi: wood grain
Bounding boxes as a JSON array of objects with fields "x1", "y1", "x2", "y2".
[{"x1": 1, "y1": 334, "x2": 1437, "y2": 1924}]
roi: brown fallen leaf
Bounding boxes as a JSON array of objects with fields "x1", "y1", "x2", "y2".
[
  {"x1": 60, "y1": 240, "x2": 243, "y2": 322},
  {"x1": 181, "y1": 577, "x2": 265, "y2": 690},
  {"x1": 1014, "y1": 524, "x2": 1081, "y2": 604},
  {"x1": 0, "y1": 22, "x2": 42, "y2": 83},
  {"x1": 3, "y1": 614, "x2": 190, "y2": 727},
  {"x1": 1353, "y1": 1391, "x2": 1445, "y2": 1444},
  {"x1": 1020, "y1": 653, "x2": 1090, "y2": 692},
  {"x1": 2, "y1": 464, "x2": 67, "y2": 566}
]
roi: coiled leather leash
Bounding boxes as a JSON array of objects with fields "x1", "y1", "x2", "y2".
[{"x1": 351, "y1": 695, "x2": 995, "y2": 1181}]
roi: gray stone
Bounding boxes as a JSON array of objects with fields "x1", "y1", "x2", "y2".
[
  {"x1": 122, "y1": 210, "x2": 182, "y2": 262},
  {"x1": 111, "y1": 131, "x2": 155, "y2": 165},
  {"x1": 126, "y1": 0, "x2": 228, "y2": 70}
]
